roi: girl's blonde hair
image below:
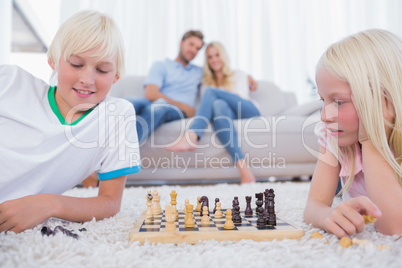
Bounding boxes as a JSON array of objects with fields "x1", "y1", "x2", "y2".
[
  {"x1": 47, "y1": 10, "x2": 125, "y2": 82},
  {"x1": 319, "y1": 29, "x2": 402, "y2": 191},
  {"x1": 202, "y1": 42, "x2": 234, "y2": 90}
]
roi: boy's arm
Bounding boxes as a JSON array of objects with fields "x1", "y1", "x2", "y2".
[
  {"x1": 361, "y1": 140, "x2": 402, "y2": 235},
  {"x1": 144, "y1": 84, "x2": 195, "y2": 117},
  {"x1": 0, "y1": 176, "x2": 126, "y2": 233}
]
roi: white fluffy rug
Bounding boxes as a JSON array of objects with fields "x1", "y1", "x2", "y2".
[{"x1": 1, "y1": 182, "x2": 401, "y2": 268}]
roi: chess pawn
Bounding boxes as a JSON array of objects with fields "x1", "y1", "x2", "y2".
[
  {"x1": 213, "y1": 198, "x2": 219, "y2": 214},
  {"x1": 165, "y1": 205, "x2": 176, "y2": 232},
  {"x1": 223, "y1": 209, "x2": 235, "y2": 230},
  {"x1": 214, "y1": 202, "x2": 223, "y2": 219},
  {"x1": 200, "y1": 196, "x2": 209, "y2": 216},
  {"x1": 201, "y1": 206, "x2": 210, "y2": 225},
  {"x1": 145, "y1": 191, "x2": 154, "y2": 223},
  {"x1": 185, "y1": 204, "x2": 195, "y2": 228},
  {"x1": 195, "y1": 196, "x2": 202, "y2": 212},
  {"x1": 256, "y1": 206, "x2": 266, "y2": 227},
  {"x1": 232, "y1": 205, "x2": 242, "y2": 224}
]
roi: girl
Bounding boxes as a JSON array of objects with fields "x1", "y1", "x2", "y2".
[
  {"x1": 304, "y1": 29, "x2": 402, "y2": 237},
  {"x1": 166, "y1": 42, "x2": 260, "y2": 184}
]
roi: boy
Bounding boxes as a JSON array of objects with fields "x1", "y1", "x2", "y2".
[{"x1": 0, "y1": 10, "x2": 140, "y2": 233}]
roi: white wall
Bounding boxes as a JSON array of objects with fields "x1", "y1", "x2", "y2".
[{"x1": 8, "y1": 0, "x2": 402, "y2": 103}]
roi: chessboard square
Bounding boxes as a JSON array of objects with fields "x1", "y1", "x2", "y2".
[
  {"x1": 234, "y1": 222, "x2": 253, "y2": 227},
  {"x1": 139, "y1": 227, "x2": 160, "y2": 232},
  {"x1": 142, "y1": 221, "x2": 161, "y2": 227},
  {"x1": 256, "y1": 225, "x2": 276, "y2": 230},
  {"x1": 197, "y1": 221, "x2": 215, "y2": 228},
  {"x1": 187, "y1": 226, "x2": 200, "y2": 231},
  {"x1": 217, "y1": 226, "x2": 238, "y2": 231},
  {"x1": 198, "y1": 226, "x2": 218, "y2": 232}
]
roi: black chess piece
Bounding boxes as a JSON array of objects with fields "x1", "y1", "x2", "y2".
[
  {"x1": 213, "y1": 198, "x2": 219, "y2": 214},
  {"x1": 232, "y1": 205, "x2": 242, "y2": 223},
  {"x1": 232, "y1": 196, "x2": 239, "y2": 211},
  {"x1": 255, "y1": 192, "x2": 263, "y2": 215},
  {"x1": 267, "y1": 189, "x2": 276, "y2": 225},
  {"x1": 244, "y1": 196, "x2": 253, "y2": 216},
  {"x1": 263, "y1": 189, "x2": 269, "y2": 214},
  {"x1": 256, "y1": 206, "x2": 266, "y2": 227},
  {"x1": 200, "y1": 196, "x2": 209, "y2": 216}
]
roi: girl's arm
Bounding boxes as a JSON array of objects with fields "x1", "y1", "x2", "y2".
[
  {"x1": 361, "y1": 140, "x2": 402, "y2": 235},
  {"x1": 304, "y1": 146, "x2": 341, "y2": 229},
  {"x1": 0, "y1": 176, "x2": 127, "y2": 233},
  {"x1": 304, "y1": 146, "x2": 380, "y2": 238}
]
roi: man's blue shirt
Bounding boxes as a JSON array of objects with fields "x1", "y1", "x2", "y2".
[{"x1": 144, "y1": 59, "x2": 202, "y2": 107}]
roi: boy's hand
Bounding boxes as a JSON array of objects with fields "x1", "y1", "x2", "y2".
[
  {"x1": 320, "y1": 196, "x2": 381, "y2": 238},
  {"x1": 0, "y1": 194, "x2": 53, "y2": 233}
]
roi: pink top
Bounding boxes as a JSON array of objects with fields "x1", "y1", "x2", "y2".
[{"x1": 314, "y1": 122, "x2": 367, "y2": 201}]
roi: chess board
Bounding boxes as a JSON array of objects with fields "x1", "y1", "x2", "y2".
[{"x1": 129, "y1": 209, "x2": 304, "y2": 244}]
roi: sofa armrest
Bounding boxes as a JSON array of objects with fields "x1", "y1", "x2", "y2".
[
  {"x1": 110, "y1": 76, "x2": 146, "y2": 98},
  {"x1": 281, "y1": 99, "x2": 322, "y2": 116}
]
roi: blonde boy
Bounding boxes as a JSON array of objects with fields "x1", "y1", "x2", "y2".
[{"x1": 0, "y1": 10, "x2": 140, "y2": 233}]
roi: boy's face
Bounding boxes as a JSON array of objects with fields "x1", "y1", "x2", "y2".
[{"x1": 49, "y1": 47, "x2": 119, "y2": 121}]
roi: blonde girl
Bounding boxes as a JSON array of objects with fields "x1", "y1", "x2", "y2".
[{"x1": 304, "y1": 29, "x2": 402, "y2": 237}]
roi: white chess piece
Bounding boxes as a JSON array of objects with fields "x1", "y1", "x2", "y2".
[
  {"x1": 152, "y1": 190, "x2": 162, "y2": 215},
  {"x1": 201, "y1": 206, "x2": 210, "y2": 225},
  {"x1": 165, "y1": 205, "x2": 176, "y2": 232},
  {"x1": 214, "y1": 202, "x2": 223, "y2": 219},
  {"x1": 183, "y1": 199, "x2": 189, "y2": 221},
  {"x1": 145, "y1": 191, "x2": 154, "y2": 223},
  {"x1": 185, "y1": 204, "x2": 195, "y2": 228}
]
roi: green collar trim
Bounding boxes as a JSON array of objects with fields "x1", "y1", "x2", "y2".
[{"x1": 48, "y1": 86, "x2": 95, "y2": 126}]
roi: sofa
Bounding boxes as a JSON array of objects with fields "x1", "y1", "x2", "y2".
[{"x1": 109, "y1": 76, "x2": 322, "y2": 184}]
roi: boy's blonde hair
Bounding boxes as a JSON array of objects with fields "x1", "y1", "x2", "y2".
[
  {"x1": 202, "y1": 42, "x2": 234, "y2": 90},
  {"x1": 48, "y1": 10, "x2": 125, "y2": 82},
  {"x1": 319, "y1": 29, "x2": 402, "y2": 190}
]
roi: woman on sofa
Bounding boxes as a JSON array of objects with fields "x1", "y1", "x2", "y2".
[{"x1": 166, "y1": 42, "x2": 260, "y2": 184}]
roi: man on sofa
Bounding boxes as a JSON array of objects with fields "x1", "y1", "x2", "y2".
[{"x1": 125, "y1": 30, "x2": 205, "y2": 144}]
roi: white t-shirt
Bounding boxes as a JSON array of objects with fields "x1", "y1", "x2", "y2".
[{"x1": 0, "y1": 65, "x2": 141, "y2": 202}]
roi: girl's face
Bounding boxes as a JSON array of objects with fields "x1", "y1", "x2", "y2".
[
  {"x1": 206, "y1": 46, "x2": 223, "y2": 73},
  {"x1": 49, "y1": 47, "x2": 119, "y2": 121},
  {"x1": 316, "y1": 66, "x2": 359, "y2": 147}
]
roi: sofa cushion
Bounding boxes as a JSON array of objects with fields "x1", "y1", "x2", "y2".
[{"x1": 249, "y1": 81, "x2": 288, "y2": 116}]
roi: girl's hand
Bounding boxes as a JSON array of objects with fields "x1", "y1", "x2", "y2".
[{"x1": 320, "y1": 196, "x2": 381, "y2": 238}]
